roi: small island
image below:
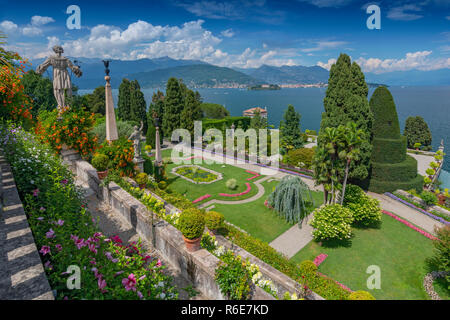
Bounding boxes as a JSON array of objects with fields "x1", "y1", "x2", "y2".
[{"x1": 248, "y1": 84, "x2": 281, "y2": 90}]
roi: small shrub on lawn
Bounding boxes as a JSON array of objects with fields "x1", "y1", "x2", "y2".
[
  {"x1": 226, "y1": 178, "x2": 238, "y2": 190},
  {"x1": 348, "y1": 290, "x2": 376, "y2": 300},
  {"x1": 346, "y1": 197, "x2": 382, "y2": 227},
  {"x1": 205, "y1": 211, "x2": 224, "y2": 231},
  {"x1": 178, "y1": 208, "x2": 205, "y2": 240},
  {"x1": 299, "y1": 260, "x2": 318, "y2": 276},
  {"x1": 310, "y1": 204, "x2": 354, "y2": 241},
  {"x1": 342, "y1": 184, "x2": 365, "y2": 206}
]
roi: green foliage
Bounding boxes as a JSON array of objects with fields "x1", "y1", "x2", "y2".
[
  {"x1": 250, "y1": 109, "x2": 268, "y2": 130},
  {"x1": 369, "y1": 175, "x2": 424, "y2": 194},
  {"x1": 163, "y1": 78, "x2": 184, "y2": 139},
  {"x1": 226, "y1": 178, "x2": 238, "y2": 190},
  {"x1": 280, "y1": 104, "x2": 304, "y2": 154},
  {"x1": 370, "y1": 155, "x2": 419, "y2": 182},
  {"x1": 175, "y1": 166, "x2": 218, "y2": 183},
  {"x1": 346, "y1": 197, "x2": 382, "y2": 226},
  {"x1": 202, "y1": 116, "x2": 251, "y2": 132},
  {"x1": 117, "y1": 79, "x2": 148, "y2": 133},
  {"x1": 22, "y1": 70, "x2": 57, "y2": 117},
  {"x1": 370, "y1": 86, "x2": 401, "y2": 138},
  {"x1": 420, "y1": 190, "x2": 438, "y2": 206},
  {"x1": 180, "y1": 90, "x2": 202, "y2": 134},
  {"x1": 319, "y1": 53, "x2": 373, "y2": 181},
  {"x1": 91, "y1": 153, "x2": 109, "y2": 171},
  {"x1": 200, "y1": 102, "x2": 230, "y2": 119},
  {"x1": 177, "y1": 208, "x2": 205, "y2": 240},
  {"x1": 426, "y1": 168, "x2": 436, "y2": 176},
  {"x1": 92, "y1": 119, "x2": 135, "y2": 143},
  {"x1": 299, "y1": 260, "x2": 318, "y2": 276},
  {"x1": 205, "y1": 211, "x2": 224, "y2": 230},
  {"x1": 342, "y1": 184, "x2": 365, "y2": 206},
  {"x1": 135, "y1": 172, "x2": 148, "y2": 185},
  {"x1": 404, "y1": 116, "x2": 432, "y2": 149},
  {"x1": 215, "y1": 251, "x2": 252, "y2": 300},
  {"x1": 310, "y1": 204, "x2": 354, "y2": 241},
  {"x1": 158, "y1": 180, "x2": 168, "y2": 190},
  {"x1": 283, "y1": 148, "x2": 315, "y2": 169},
  {"x1": 428, "y1": 225, "x2": 450, "y2": 288},
  {"x1": 370, "y1": 136, "x2": 407, "y2": 163},
  {"x1": 268, "y1": 175, "x2": 314, "y2": 225},
  {"x1": 348, "y1": 290, "x2": 376, "y2": 300},
  {"x1": 97, "y1": 137, "x2": 135, "y2": 177},
  {"x1": 83, "y1": 85, "x2": 106, "y2": 115}
]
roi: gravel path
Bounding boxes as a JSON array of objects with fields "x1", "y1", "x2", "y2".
[{"x1": 269, "y1": 218, "x2": 314, "y2": 258}]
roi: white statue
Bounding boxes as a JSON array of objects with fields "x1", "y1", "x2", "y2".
[
  {"x1": 36, "y1": 45, "x2": 82, "y2": 112},
  {"x1": 128, "y1": 121, "x2": 146, "y2": 160}
]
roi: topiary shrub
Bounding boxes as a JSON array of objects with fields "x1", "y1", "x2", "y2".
[
  {"x1": 91, "y1": 153, "x2": 109, "y2": 171},
  {"x1": 135, "y1": 172, "x2": 148, "y2": 186},
  {"x1": 420, "y1": 191, "x2": 438, "y2": 206},
  {"x1": 177, "y1": 208, "x2": 205, "y2": 240},
  {"x1": 348, "y1": 290, "x2": 376, "y2": 300},
  {"x1": 158, "y1": 181, "x2": 167, "y2": 190},
  {"x1": 205, "y1": 210, "x2": 225, "y2": 231},
  {"x1": 346, "y1": 197, "x2": 382, "y2": 226},
  {"x1": 310, "y1": 204, "x2": 354, "y2": 241},
  {"x1": 299, "y1": 260, "x2": 318, "y2": 276},
  {"x1": 226, "y1": 178, "x2": 238, "y2": 190},
  {"x1": 284, "y1": 148, "x2": 315, "y2": 169}
]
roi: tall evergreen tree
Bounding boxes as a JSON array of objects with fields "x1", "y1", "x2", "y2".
[
  {"x1": 147, "y1": 90, "x2": 165, "y2": 146},
  {"x1": 250, "y1": 110, "x2": 268, "y2": 130},
  {"x1": 129, "y1": 80, "x2": 148, "y2": 133},
  {"x1": 84, "y1": 85, "x2": 105, "y2": 115},
  {"x1": 318, "y1": 53, "x2": 373, "y2": 181},
  {"x1": 117, "y1": 78, "x2": 131, "y2": 121},
  {"x1": 181, "y1": 90, "x2": 202, "y2": 135},
  {"x1": 280, "y1": 104, "x2": 304, "y2": 154},
  {"x1": 163, "y1": 77, "x2": 183, "y2": 139}
]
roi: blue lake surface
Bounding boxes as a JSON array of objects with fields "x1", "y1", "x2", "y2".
[{"x1": 79, "y1": 85, "x2": 450, "y2": 186}]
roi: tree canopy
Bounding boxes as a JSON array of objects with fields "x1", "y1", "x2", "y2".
[
  {"x1": 404, "y1": 116, "x2": 432, "y2": 150},
  {"x1": 200, "y1": 103, "x2": 230, "y2": 119},
  {"x1": 280, "y1": 104, "x2": 304, "y2": 154}
]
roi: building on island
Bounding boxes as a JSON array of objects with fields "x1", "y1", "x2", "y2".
[{"x1": 243, "y1": 106, "x2": 268, "y2": 118}]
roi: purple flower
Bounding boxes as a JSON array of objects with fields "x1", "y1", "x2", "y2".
[
  {"x1": 98, "y1": 278, "x2": 107, "y2": 293},
  {"x1": 39, "y1": 207, "x2": 46, "y2": 212},
  {"x1": 40, "y1": 246, "x2": 50, "y2": 256},
  {"x1": 56, "y1": 219, "x2": 64, "y2": 226},
  {"x1": 139, "y1": 275, "x2": 146, "y2": 281},
  {"x1": 55, "y1": 244, "x2": 62, "y2": 252},
  {"x1": 32, "y1": 189, "x2": 40, "y2": 197},
  {"x1": 137, "y1": 291, "x2": 144, "y2": 300},
  {"x1": 60, "y1": 179, "x2": 68, "y2": 185},
  {"x1": 105, "y1": 252, "x2": 118, "y2": 263},
  {"x1": 37, "y1": 217, "x2": 44, "y2": 221},
  {"x1": 45, "y1": 229, "x2": 55, "y2": 239},
  {"x1": 44, "y1": 261, "x2": 53, "y2": 270},
  {"x1": 114, "y1": 271, "x2": 124, "y2": 277},
  {"x1": 122, "y1": 274, "x2": 137, "y2": 292}
]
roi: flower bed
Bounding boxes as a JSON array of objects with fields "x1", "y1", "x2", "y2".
[
  {"x1": 246, "y1": 170, "x2": 260, "y2": 181},
  {"x1": 0, "y1": 124, "x2": 177, "y2": 300},
  {"x1": 192, "y1": 194, "x2": 212, "y2": 204},
  {"x1": 382, "y1": 209, "x2": 438, "y2": 241},
  {"x1": 313, "y1": 253, "x2": 328, "y2": 266},
  {"x1": 219, "y1": 182, "x2": 251, "y2": 197},
  {"x1": 172, "y1": 165, "x2": 222, "y2": 184}
]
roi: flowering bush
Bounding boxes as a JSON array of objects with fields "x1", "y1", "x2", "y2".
[
  {"x1": 35, "y1": 108, "x2": 98, "y2": 156},
  {"x1": 97, "y1": 137, "x2": 134, "y2": 177},
  {"x1": 310, "y1": 204, "x2": 354, "y2": 241},
  {"x1": 346, "y1": 197, "x2": 382, "y2": 226},
  {"x1": 0, "y1": 124, "x2": 177, "y2": 300}
]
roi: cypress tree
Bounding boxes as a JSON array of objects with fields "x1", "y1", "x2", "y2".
[
  {"x1": 181, "y1": 90, "x2": 202, "y2": 135},
  {"x1": 163, "y1": 78, "x2": 183, "y2": 139},
  {"x1": 280, "y1": 104, "x2": 304, "y2": 154},
  {"x1": 129, "y1": 80, "x2": 148, "y2": 133},
  {"x1": 117, "y1": 78, "x2": 131, "y2": 121},
  {"x1": 318, "y1": 53, "x2": 373, "y2": 181},
  {"x1": 146, "y1": 90, "x2": 164, "y2": 147}
]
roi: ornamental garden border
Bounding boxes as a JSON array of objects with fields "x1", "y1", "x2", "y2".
[{"x1": 171, "y1": 165, "x2": 223, "y2": 185}]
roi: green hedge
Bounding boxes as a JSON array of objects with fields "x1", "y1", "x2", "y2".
[
  {"x1": 202, "y1": 116, "x2": 251, "y2": 132},
  {"x1": 369, "y1": 86, "x2": 401, "y2": 139},
  {"x1": 371, "y1": 136, "x2": 407, "y2": 164},
  {"x1": 371, "y1": 155, "x2": 418, "y2": 182},
  {"x1": 368, "y1": 174, "x2": 423, "y2": 193}
]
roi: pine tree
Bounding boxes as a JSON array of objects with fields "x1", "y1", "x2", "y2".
[
  {"x1": 117, "y1": 78, "x2": 131, "y2": 121},
  {"x1": 318, "y1": 53, "x2": 373, "y2": 181},
  {"x1": 280, "y1": 104, "x2": 304, "y2": 154},
  {"x1": 163, "y1": 78, "x2": 183, "y2": 139}
]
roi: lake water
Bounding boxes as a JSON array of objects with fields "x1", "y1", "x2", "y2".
[{"x1": 79, "y1": 86, "x2": 450, "y2": 188}]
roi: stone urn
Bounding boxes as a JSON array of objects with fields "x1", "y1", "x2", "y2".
[
  {"x1": 183, "y1": 236, "x2": 201, "y2": 252},
  {"x1": 437, "y1": 194, "x2": 447, "y2": 206}
]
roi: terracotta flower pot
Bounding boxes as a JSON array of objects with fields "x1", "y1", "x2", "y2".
[
  {"x1": 139, "y1": 184, "x2": 146, "y2": 190},
  {"x1": 183, "y1": 236, "x2": 202, "y2": 252},
  {"x1": 438, "y1": 194, "x2": 446, "y2": 205},
  {"x1": 97, "y1": 170, "x2": 108, "y2": 180}
]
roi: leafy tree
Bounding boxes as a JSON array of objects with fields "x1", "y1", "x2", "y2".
[
  {"x1": 181, "y1": 90, "x2": 202, "y2": 135},
  {"x1": 319, "y1": 53, "x2": 373, "y2": 182},
  {"x1": 163, "y1": 77, "x2": 183, "y2": 139},
  {"x1": 22, "y1": 70, "x2": 57, "y2": 117},
  {"x1": 280, "y1": 104, "x2": 304, "y2": 154},
  {"x1": 404, "y1": 116, "x2": 432, "y2": 150},
  {"x1": 200, "y1": 102, "x2": 230, "y2": 119},
  {"x1": 84, "y1": 85, "x2": 105, "y2": 115},
  {"x1": 250, "y1": 109, "x2": 268, "y2": 130}
]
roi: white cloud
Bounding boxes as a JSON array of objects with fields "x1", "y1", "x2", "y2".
[
  {"x1": 317, "y1": 58, "x2": 336, "y2": 70},
  {"x1": 0, "y1": 20, "x2": 18, "y2": 34},
  {"x1": 22, "y1": 26, "x2": 43, "y2": 36},
  {"x1": 446, "y1": 16, "x2": 450, "y2": 20},
  {"x1": 297, "y1": 0, "x2": 355, "y2": 8},
  {"x1": 387, "y1": 4, "x2": 423, "y2": 21},
  {"x1": 31, "y1": 16, "x2": 55, "y2": 26},
  {"x1": 221, "y1": 28, "x2": 234, "y2": 38},
  {"x1": 301, "y1": 40, "x2": 347, "y2": 53}
]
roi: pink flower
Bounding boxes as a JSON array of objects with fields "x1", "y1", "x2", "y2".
[
  {"x1": 98, "y1": 278, "x2": 107, "y2": 293},
  {"x1": 122, "y1": 273, "x2": 137, "y2": 291},
  {"x1": 60, "y1": 179, "x2": 68, "y2": 185},
  {"x1": 156, "y1": 259, "x2": 162, "y2": 267},
  {"x1": 139, "y1": 275, "x2": 146, "y2": 281},
  {"x1": 55, "y1": 244, "x2": 62, "y2": 252},
  {"x1": 114, "y1": 271, "x2": 124, "y2": 277},
  {"x1": 46, "y1": 229, "x2": 55, "y2": 239},
  {"x1": 88, "y1": 242, "x2": 97, "y2": 254},
  {"x1": 56, "y1": 219, "x2": 64, "y2": 226},
  {"x1": 44, "y1": 261, "x2": 53, "y2": 270},
  {"x1": 32, "y1": 189, "x2": 40, "y2": 197},
  {"x1": 39, "y1": 207, "x2": 46, "y2": 212},
  {"x1": 40, "y1": 246, "x2": 50, "y2": 256},
  {"x1": 111, "y1": 235, "x2": 123, "y2": 244},
  {"x1": 73, "y1": 238, "x2": 86, "y2": 250},
  {"x1": 105, "y1": 252, "x2": 118, "y2": 263}
]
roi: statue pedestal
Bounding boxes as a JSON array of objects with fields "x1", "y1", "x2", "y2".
[{"x1": 133, "y1": 157, "x2": 145, "y2": 173}]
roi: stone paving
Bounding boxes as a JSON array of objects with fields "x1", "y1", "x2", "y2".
[
  {"x1": 269, "y1": 218, "x2": 314, "y2": 258},
  {"x1": 0, "y1": 155, "x2": 54, "y2": 300}
]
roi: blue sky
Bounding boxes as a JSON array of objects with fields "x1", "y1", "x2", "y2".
[{"x1": 0, "y1": 0, "x2": 449, "y2": 73}]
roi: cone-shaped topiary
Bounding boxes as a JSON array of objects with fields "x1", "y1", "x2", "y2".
[{"x1": 368, "y1": 86, "x2": 423, "y2": 193}]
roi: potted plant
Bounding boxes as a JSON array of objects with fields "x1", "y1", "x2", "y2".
[
  {"x1": 414, "y1": 142, "x2": 421, "y2": 151},
  {"x1": 92, "y1": 153, "x2": 110, "y2": 180},
  {"x1": 178, "y1": 208, "x2": 205, "y2": 252},
  {"x1": 205, "y1": 211, "x2": 224, "y2": 234},
  {"x1": 135, "y1": 172, "x2": 148, "y2": 189}
]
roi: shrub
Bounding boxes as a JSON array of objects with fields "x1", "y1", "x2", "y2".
[
  {"x1": 421, "y1": 191, "x2": 438, "y2": 206},
  {"x1": 404, "y1": 116, "x2": 432, "y2": 149},
  {"x1": 215, "y1": 251, "x2": 251, "y2": 300},
  {"x1": 310, "y1": 204, "x2": 354, "y2": 241},
  {"x1": 158, "y1": 181, "x2": 167, "y2": 190},
  {"x1": 205, "y1": 211, "x2": 224, "y2": 231},
  {"x1": 226, "y1": 178, "x2": 238, "y2": 190},
  {"x1": 92, "y1": 119, "x2": 135, "y2": 143},
  {"x1": 97, "y1": 137, "x2": 134, "y2": 177},
  {"x1": 343, "y1": 184, "x2": 365, "y2": 205},
  {"x1": 346, "y1": 197, "x2": 382, "y2": 226},
  {"x1": 91, "y1": 153, "x2": 109, "y2": 171},
  {"x1": 284, "y1": 148, "x2": 315, "y2": 169},
  {"x1": 299, "y1": 260, "x2": 318, "y2": 276},
  {"x1": 135, "y1": 172, "x2": 148, "y2": 186},
  {"x1": 429, "y1": 225, "x2": 450, "y2": 287},
  {"x1": 163, "y1": 157, "x2": 173, "y2": 164},
  {"x1": 177, "y1": 208, "x2": 205, "y2": 240},
  {"x1": 348, "y1": 290, "x2": 376, "y2": 300}
]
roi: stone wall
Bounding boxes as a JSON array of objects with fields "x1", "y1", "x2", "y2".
[
  {"x1": 395, "y1": 189, "x2": 450, "y2": 217},
  {"x1": 0, "y1": 153, "x2": 54, "y2": 300},
  {"x1": 74, "y1": 159, "x2": 274, "y2": 300}
]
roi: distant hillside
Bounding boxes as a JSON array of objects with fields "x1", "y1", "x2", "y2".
[
  {"x1": 128, "y1": 64, "x2": 263, "y2": 88},
  {"x1": 237, "y1": 64, "x2": 329, "y2": 84}
]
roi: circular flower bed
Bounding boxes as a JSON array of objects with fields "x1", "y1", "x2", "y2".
[{"x1": 172, "y1": 165, "x2": 222, "y2": 184}]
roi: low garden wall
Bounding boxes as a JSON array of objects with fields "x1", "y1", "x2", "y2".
[
  {"x1": 72, "y1": 158, "x2": 275, "y2": 300},
  {"x1": 395, "y1": 189, "x2": 450, "y2": 217}
]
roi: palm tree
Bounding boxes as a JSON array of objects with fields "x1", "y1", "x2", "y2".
[{"x1": 339, "y1": 122, "x2": 364, "y2": 205}]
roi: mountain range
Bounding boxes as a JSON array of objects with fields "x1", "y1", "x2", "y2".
[{"x1": 29, "y1": 56, "x2": 450, "y2": 89}]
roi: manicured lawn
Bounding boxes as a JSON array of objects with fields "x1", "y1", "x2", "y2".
[
  {"x1": 290, "y1": 214, "x2": 438, "y2": 300},
  {"x1": 214, "y1": 180, "x2": 324, "y2": 243}
]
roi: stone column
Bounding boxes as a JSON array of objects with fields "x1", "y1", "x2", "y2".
[
  {"x1": 105, "y1": 76, "x2": 118, "y2": 142},
  {"x1": 155, "y1": 125, "x2": 162, "y2": 167}
]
